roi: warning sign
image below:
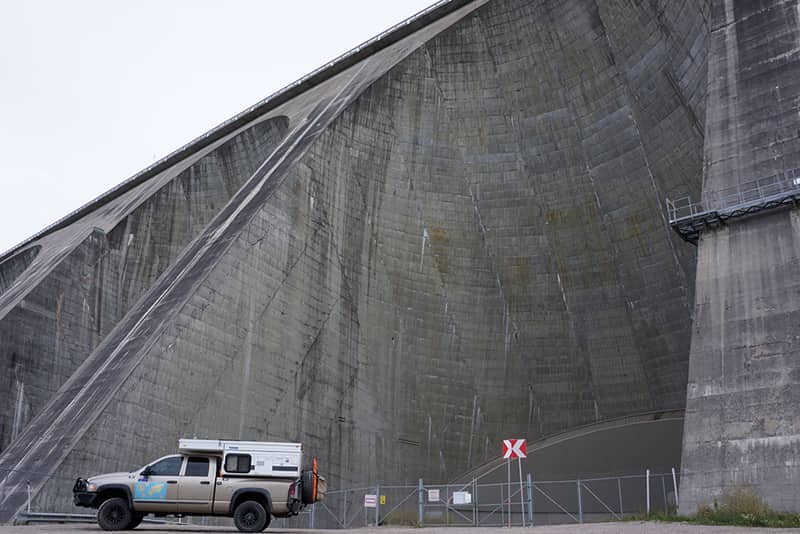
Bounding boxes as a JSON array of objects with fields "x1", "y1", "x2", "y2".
[
  {"x1": 364, "y1": 494, "x2": 377, "y2": 508},
  {"x1": 502, "y1": 438, "x2": 527, "y2": 459}
]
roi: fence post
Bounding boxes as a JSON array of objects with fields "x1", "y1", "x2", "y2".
[
  {"x1": 617, "y1": 477, "x2": 623, "y2": 516},
  {"x1": 526, "y1": 473, "x2": 534, "y2": 526},
  {"x1": 446, "y1": 485, "x2": 450, "y2": 525},
  {"x1": 375, "y1": 483, "x2": 380, "y2": 527},
  {"x1": 576, "y1": 479, "x2": 583, "y2": 524},
  {"x1": 661, "y1": 476, "x2": 668, "y2": 513},
  {"x1": 671, "y1": 467, "x2": 679, "y2": 509},
  {"x1": 646, "y1": 469, "x2": 651, "y2": 516},
  {"x1": 500, "y1": 483, "x2": 504, "y2": 526},
  {"x1": 473, "y1": 478, "x2": 477, "y2": 526},
  {"x1": 418, "y1": 479, "x2": 424, "y2": 527},
  {"x1": 27, "y1": 480, "x2": 31, "y2": 514},
  {"x1": 343, "y1": 491, "x2": 348, "y2": 528},
  {"x1": 310, "y1": 503, "x2": 316, "y2": 529}
]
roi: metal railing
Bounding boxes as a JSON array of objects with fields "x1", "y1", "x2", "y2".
[
  {"x1": 667, "y1": 167, "x2": 800, "y2": 223},
  {"x1": 0, "y1": 0, "x2": 469, "y2": 261}
]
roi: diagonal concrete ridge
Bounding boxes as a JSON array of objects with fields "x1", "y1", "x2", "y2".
[
  {"x1": 0, "y1": 64, "x2": 366, "y2": 524},
  {"x1": 0, "y1": 0, "x2": 479, "y2": 264},
  {"x1": 0, "y1": 1, "x2": 494, "y2": 520}
]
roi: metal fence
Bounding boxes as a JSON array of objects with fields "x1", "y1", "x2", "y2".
[{"x1": 275, "y1": 468, "x2": 680, "y2": 529}]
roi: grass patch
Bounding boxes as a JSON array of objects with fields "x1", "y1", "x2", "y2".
[{"x1": 628, "y1": 487, "x2": 800, "y2": 528}]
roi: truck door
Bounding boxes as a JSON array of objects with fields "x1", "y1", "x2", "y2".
[
  {"x1": 178, "y1": 456, "x2": 215, "y2": 514},
  {"x1": 133, "y1": 455, "x2": 183, "y2": 513},
  {"x1": 212, "y1": 452, "x2": 252, "y2": 514}
]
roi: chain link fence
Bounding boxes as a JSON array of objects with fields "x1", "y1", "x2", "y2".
[{"x1": 275, "y1": 467, "x2": 680, "y2": 529}]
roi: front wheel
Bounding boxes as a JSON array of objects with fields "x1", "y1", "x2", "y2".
[
  {"x1": 234, "y1": 500, "x2": 270, "y2": 532},
  {"x1": 126, "y1": 513, "x2": 145, "y2": 529},
  {"x1": 97, "y1": 497, "x2": 132, "y2": 531}
]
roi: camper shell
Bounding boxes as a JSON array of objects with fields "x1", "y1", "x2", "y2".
[{"x1": 178, "y1": 439, "x2": 303, "y2": 478}]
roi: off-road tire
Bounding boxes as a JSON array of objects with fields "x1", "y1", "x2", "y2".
[
  {"x1": 126, "y1": 513, "x2": 145, "y2": 529},
  {"x1": 234, "y1": 500, "x2": 269, "y2": 532},
  {"x1": 301, "y1": 470, "x2": 316, "y2": 504},
  {"x1": 97, "y1": 497, "x2": 133, "y2": 531}
]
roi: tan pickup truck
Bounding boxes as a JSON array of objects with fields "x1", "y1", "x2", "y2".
[{"x1": 72, "y1": 439, "x2": 325, "y2": 532}]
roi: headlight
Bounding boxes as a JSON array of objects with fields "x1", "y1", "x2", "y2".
[{"x1": 87, "y1": 483, "x2": 97, "y2": 492}]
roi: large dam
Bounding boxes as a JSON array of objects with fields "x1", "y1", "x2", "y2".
[{"x1": 0, "y1": 0, "x2": 798, "y2": 522}]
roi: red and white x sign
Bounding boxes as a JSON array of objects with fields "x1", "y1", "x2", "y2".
[{"x1": 502, "y1": 439, "x2": 527, "y2": 459}]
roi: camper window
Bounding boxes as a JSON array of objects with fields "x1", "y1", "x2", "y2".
[{"x1": 225, "y1": 454, "x2": 252, "y2": 473}]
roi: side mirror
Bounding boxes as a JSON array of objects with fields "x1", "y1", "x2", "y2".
[{"x1": 140, "y1": 467, "x2": 152, "y2": 477}]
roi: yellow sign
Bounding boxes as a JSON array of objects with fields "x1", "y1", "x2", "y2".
[{"x1": 380, "y1": 495, "x2": 386, "y2": 505}]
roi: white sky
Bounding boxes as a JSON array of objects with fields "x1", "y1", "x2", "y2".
[{"x1": 0, "y1": 0, "x2": 434, "y2": 255}]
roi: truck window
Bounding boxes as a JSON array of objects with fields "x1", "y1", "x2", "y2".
[
  {"x1": 149, "y1": 456, "x2": 183, "y2": 476},
  {"x1": 225, "y1": 454, "x2": 251, "y2": 473},
  {"x1": 185, "y1": 457, "x2": 210, "y2": 477}
]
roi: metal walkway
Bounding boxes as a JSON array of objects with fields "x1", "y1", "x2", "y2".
[{"x1": 667, "y1": 168, "x2": 800, "y2": 244}]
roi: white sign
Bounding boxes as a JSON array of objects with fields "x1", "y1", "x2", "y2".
[
  {"x1": 364, "y1": 494, "x2": 377, "y2": 508},
  {"x1": 453, "y1": 491, "x2": 472, "y2": 505},
  {"x1": 428, "y1": 489, "x2": 440, "y2": 502},
  {"x1": 502, "y1": 438, "x2": 527, "y2": 459}
]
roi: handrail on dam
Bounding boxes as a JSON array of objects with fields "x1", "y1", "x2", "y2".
[
  {"x1": 0, "y1": 0, "x2": 469, "y2": 262},
  {"x1": 666, "y1": 167, "x2": 800, "y2": 244}
]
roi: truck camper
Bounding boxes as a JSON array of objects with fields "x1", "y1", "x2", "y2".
[{"x1": 73, "y1": 438, "x2": 325, "y2": 532}]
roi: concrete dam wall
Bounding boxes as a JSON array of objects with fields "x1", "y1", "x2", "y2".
[{"x1": 2, "y1": 0, "x2": 793, "y2": 520}]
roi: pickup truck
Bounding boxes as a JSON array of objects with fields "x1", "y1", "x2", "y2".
[{"x1": 72, "y1": 439, "x2": 325, "y2": 531}]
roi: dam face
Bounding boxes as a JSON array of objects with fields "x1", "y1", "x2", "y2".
[{"x1": 0, "y1": 0, "x2": 796, "y2": 520}]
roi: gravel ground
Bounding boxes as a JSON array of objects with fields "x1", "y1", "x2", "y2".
[{"x1": 1, "y1": 524, "x2": 800, "y2": 533}]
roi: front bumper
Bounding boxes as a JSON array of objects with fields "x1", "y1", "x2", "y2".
[
  {"x1": 72, "y1": 478, "x2": 98, "y2": 508},
  {"x1": 73, "y1": 491, "x2": 98, "y2": 507}
]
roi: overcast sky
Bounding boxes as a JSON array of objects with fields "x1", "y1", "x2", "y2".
[{"x1": 0, "y1": 0, "x2": 434, "y2": 255}]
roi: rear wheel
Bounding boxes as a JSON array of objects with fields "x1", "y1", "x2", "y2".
[
  {"x1": 97, "y1": 497, "x2": 132, "y2": 531},
  {"x1": 234, "y1": 500, "x2": 270, "y2": 532}
]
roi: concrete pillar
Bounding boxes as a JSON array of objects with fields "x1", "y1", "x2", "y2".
[{"x1": 679, "y1": 0, "x2": 800, "y2": 514}]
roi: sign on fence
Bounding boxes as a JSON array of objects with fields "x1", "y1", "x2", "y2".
[
  {"x1": 453, "y1": 491, "x2": 472, "y2": 505},
  {"x1": 364, "y1": 494, "x2": 377, "y2": 508},
  {"x1": 428, "y1": 489, "x2": 440, "y2": 502},
  {"x1": 502, "y1": 439, "x2": 527, "y2": 459}
]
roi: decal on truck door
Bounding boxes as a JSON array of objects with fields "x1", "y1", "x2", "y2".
[{"x1": 134, "y1": 481, "x2": 167, "y2": 500}]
